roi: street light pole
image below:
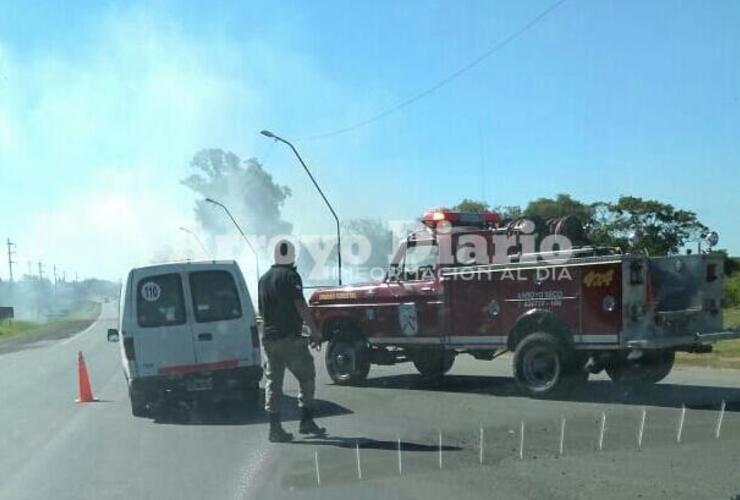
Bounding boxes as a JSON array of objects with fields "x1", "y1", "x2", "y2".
[
  {"x1": 260, "y1": 129, "x2": 342, "y2": 286},
  {"x1": 179, "y1": 226, "x2": 212, "y2": 259},
  {"x1": 204, "y1": 198, "x2": 261, "y2": 279}
]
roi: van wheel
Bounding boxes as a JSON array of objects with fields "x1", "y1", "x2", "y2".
[
  {"x1": 606, "y1": 350, "x2": 675, "y2": 386},
  {"x1": 411, "y1": 349, "x2": 455, "y2": 379},
  {"x1": 129, "y1": 386, "x2": 151, "y2": 418},
  {"x1": 326, "y1": 338, "x2": 370, "y2": 385},
  {"x1": 513, "y1": 332, "x2": 575, "y2": 398}
]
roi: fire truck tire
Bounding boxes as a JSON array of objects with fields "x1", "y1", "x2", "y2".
[
  {"x1": 513, "y1": 332, "x2": 577, "y2": 398},
  {"x1": 411, "y1": 350, "x2": 455, "y2": 379},
  {"x1": 325, "y1": 338, "x2": 371, "y2": 386},
  {"x1": 605, "y1": 350, "x2": 675, "y2": 386}
]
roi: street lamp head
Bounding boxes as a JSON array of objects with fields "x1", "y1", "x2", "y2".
[{"x1": 260, "y1": 130, "x2": 276, "y2": 139}]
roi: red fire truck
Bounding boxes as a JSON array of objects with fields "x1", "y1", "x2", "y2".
[{"x1": 308, "y1": 209, "x2": 739, "y2": 397}]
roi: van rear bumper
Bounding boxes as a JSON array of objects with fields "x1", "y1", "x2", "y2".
[{"x1": 130, "y1": 365, "x2": 263, "y2": 396}]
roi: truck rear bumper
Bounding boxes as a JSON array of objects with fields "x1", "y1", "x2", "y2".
[{"x1": 626, "y1": 329, "x2": 740, "y2": 350}]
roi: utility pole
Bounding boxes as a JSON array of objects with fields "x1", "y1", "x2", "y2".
[
  {"x1": 53, "y1": 265, "x2": 58, "y2": 286},
  {"x1": 6, "y1": 238, "x2": 16, "y2": 282},
  {"x1": 27, "y1": 261, "x2": 32, "y2": 277},
  {"x1": 38, "y1": 261, "x2": 44, "y2": 281}
]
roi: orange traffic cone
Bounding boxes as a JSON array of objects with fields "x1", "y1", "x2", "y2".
[{"x1": 75, "y1": 351, "x2": 97, "y2": 403}]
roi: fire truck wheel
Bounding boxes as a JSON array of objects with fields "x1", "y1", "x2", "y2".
[
  {"x1": 411, "y1": 350, "x2": 456, "y2": 379},
  {"x1": 605, "y1": 350, "x2": 675, "y2": 386},
  {"x1": 513, "y1": 332, "x2": 575, "y2": 398},
  {"x1": 325, "y1": 338, "x2": 371, "y2": 385}
]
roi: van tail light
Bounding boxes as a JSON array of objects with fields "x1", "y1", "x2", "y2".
[
  {"x1": 250, "y1": 325, "x2": 260, "y2": 348},
  {"x1": 123, "y1": 337, "x2": 136, "y2": 361}
]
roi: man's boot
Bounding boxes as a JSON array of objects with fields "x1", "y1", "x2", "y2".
[
  {"x1": 299, "y1": 407, "x2": 326, "y2": 435},
  {"x1": 268, "y1": 413, "x2": 293, "y2": 442}
]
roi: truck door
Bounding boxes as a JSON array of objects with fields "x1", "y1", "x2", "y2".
[
  {"x1": 187, "y1": 266, "x2": 256, "y2": 367},
  {"x1": 133, "y1": 271, "x2": 196, "y2": 377},
  {"x1": 389, "y1": 239, "x2": 444, "y2": 340}
]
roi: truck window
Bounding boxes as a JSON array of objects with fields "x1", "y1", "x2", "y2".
[
  {"x1": 189, "y1": 270, "x2": 243, "y2": 323},
  {"x1": 136, "y1": 273, "x2": 186, "y2": 328},
  {"x1": 402, "y1": 241, "x2": 438, "y2": 281}
]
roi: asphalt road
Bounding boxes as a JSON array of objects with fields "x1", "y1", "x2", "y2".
[{"x1": 2, "y1": 302, "x2": 740, "y2": 500}]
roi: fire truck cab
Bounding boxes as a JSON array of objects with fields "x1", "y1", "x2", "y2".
[{"x1": 309, "y1": 209, "x2": 739, "y2": 397}]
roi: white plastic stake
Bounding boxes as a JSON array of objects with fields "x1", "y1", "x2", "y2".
[
  {"x1": 519, "y1": 421, "x2": 525, "y2": 460},
  {"x1": 438, "y1": 431, "x2": 443, "y2": 469},
  {"x1": 715, "y1": 400, "x2": 726, "y2": 439},
  {"x1": 676, "y1": 404, "x2": 686, "y2": 443},
  {"x1": 314, "y1": 451, "x2": 321, "y2": 486},
  {"x1": 479, "y1": 425, "x2": 485, "y2": 465},
  {"x1": 356, "y1": 441, "x2": 362, "y2": 480},
  {"x1": 559, "y1": 417, "x2": 566, "y2": 456},
  {"x1": 637, "y1": 408, "x2": 646, "y2": 450},
  {"x1": 397, "y1": 436, "x2": 403, "y2": 475},
  {"x1": 598, "y1": 412, "x2": 606, "y2": 451}
]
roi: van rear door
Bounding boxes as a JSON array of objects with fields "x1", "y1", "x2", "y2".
[
  {"x1": 187, "y1": 266, "x2": 257, "y2": 368},
  {"x1": 132, "y1": 270, "x2": 196, "y2": 377}
]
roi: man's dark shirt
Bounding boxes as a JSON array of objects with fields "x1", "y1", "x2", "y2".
[{"x1": 258, "y1": 264, "x2": 304, "y2": 339}]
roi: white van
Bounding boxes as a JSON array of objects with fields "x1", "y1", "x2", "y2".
[{"x1": 107, "y1": 260, "x2": 262, "y2": 417}]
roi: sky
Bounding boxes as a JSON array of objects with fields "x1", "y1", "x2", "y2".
[{"x1": 0, "y1": 0, "x2": 739, "y2": 281}]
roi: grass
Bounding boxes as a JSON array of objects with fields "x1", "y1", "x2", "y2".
[
  {"x1": 0, "y1": 301, "x2": 101, "y2": 341},
  {"x1": 0, "y1": 320, "x2": 42, "y2": 339},
  {"x1": 675, "y1": 307, "x2": 740, "y2": 369}
]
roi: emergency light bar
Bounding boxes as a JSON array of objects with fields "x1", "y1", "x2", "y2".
[{"x1": 421, "y1": 209, "x2": 500, "y2": 228}]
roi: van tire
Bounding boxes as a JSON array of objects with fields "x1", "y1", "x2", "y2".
[
  {"x1": 129, "y1": 386, "x2": 151, "y2": 418},
  {"x1": 326, "y1": 338, "x2": 370, "y2": 385},
  {"x1": 513, "y1": 332, "x2": 576, "y2": 398}
]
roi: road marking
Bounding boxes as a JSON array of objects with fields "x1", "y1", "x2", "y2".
[
  {"x1": 397, "y1": 436, "x2": 403, "y2": 475},
  {"x1": 715, "y1": 400, "x2": 726, "y2": 439},
  {"x1": 559, "y1": 416, "x2": 566, "y2": 456},
  {"x1": 355, "y1": 441, "x2": 362, "y2": 480},
  {"x1": 479, "y1": 425, "x2": 484, "y2": 465},
  {"x1": 314, "y1": 451, "x2": 321, "y2": 486},
  {"x1": 598, "y1": 412, "x2": 606, "y2": 451},
  {"x1": 58, "y1": 320, "x2": 99, "y2": 347},
  {"x1": 637, "y1": 408, "x2": 647, "y2": 450},
  {"x1": 519, "y1": 421, "x2": 525, "y2": 460},
  {"x1": 677, "y1": 404, "x2": 686, "y2": 443}
]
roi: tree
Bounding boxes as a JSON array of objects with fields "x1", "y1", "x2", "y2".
[
  {"x1": 595, "y1": 196, "x2": 707, "y2": 255},
  {"x1": 523, "y1": 194, "x2": 594, "y2": 225},
  {"x1": 182, "y1": 149, "x2": 292, "y2": 241},
  {"x1": 452, "y1": 199, "x2": 489, "y2": 212}
]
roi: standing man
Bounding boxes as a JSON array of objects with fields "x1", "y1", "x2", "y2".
[{"x1": 259, "y1": 239, "x2": 326, "y2": 442}]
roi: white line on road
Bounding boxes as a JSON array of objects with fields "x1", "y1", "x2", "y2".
[
  {"x1": 715, "y1": 400, "x2": 726, "y2": 439},
  {"x1": 519, "y1": 421, "x2": 525, "y2": 460},
  {"x1": 559, "y1": 416, "x2": 566, "y2": 456},
  {"x1": 638, "y1": 408, "x2": 647, "y2": 450},
  {"x1": 598, "y1": 411, "x2": 606, "y2": 451},
  {"x1": 479, "y1": 425, "x2": 484, "y2": 465},
  {"x1": 677, "y1": 404, "x2": 686, "y2": 443},
  {"x1": 356, "y1": 441, "x2": 362, "y2": 480},
  {"x1": 314, "y1": 451, "x2": 321, "y2": 486},
  {"x1": 397, "y1": 436, "x2": 403, "y2": 475}
]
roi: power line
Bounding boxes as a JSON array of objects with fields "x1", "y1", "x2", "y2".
[{"x1": 298, "y1": 0, "x2": 569, "y2": 141}]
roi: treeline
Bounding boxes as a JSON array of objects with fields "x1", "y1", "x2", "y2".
[{"x1": 0, "y1": 277, "x2": 118, "y2": 321}]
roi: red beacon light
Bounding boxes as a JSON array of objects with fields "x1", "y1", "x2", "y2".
[{"x1": 421, "y1": 209, "x2": 500, "y2": 229}]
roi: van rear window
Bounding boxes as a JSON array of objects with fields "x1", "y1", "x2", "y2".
[
  {"x1": 189, "y1": 270, "x2": 243, "y2": 323},
  {"x1": 136, "y1": 273, "x2": 186, "y2": 327}
]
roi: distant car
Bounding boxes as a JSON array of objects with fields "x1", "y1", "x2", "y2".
[{"x1": 108, "y1": 260, "x2": 262, "y2": 417}]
